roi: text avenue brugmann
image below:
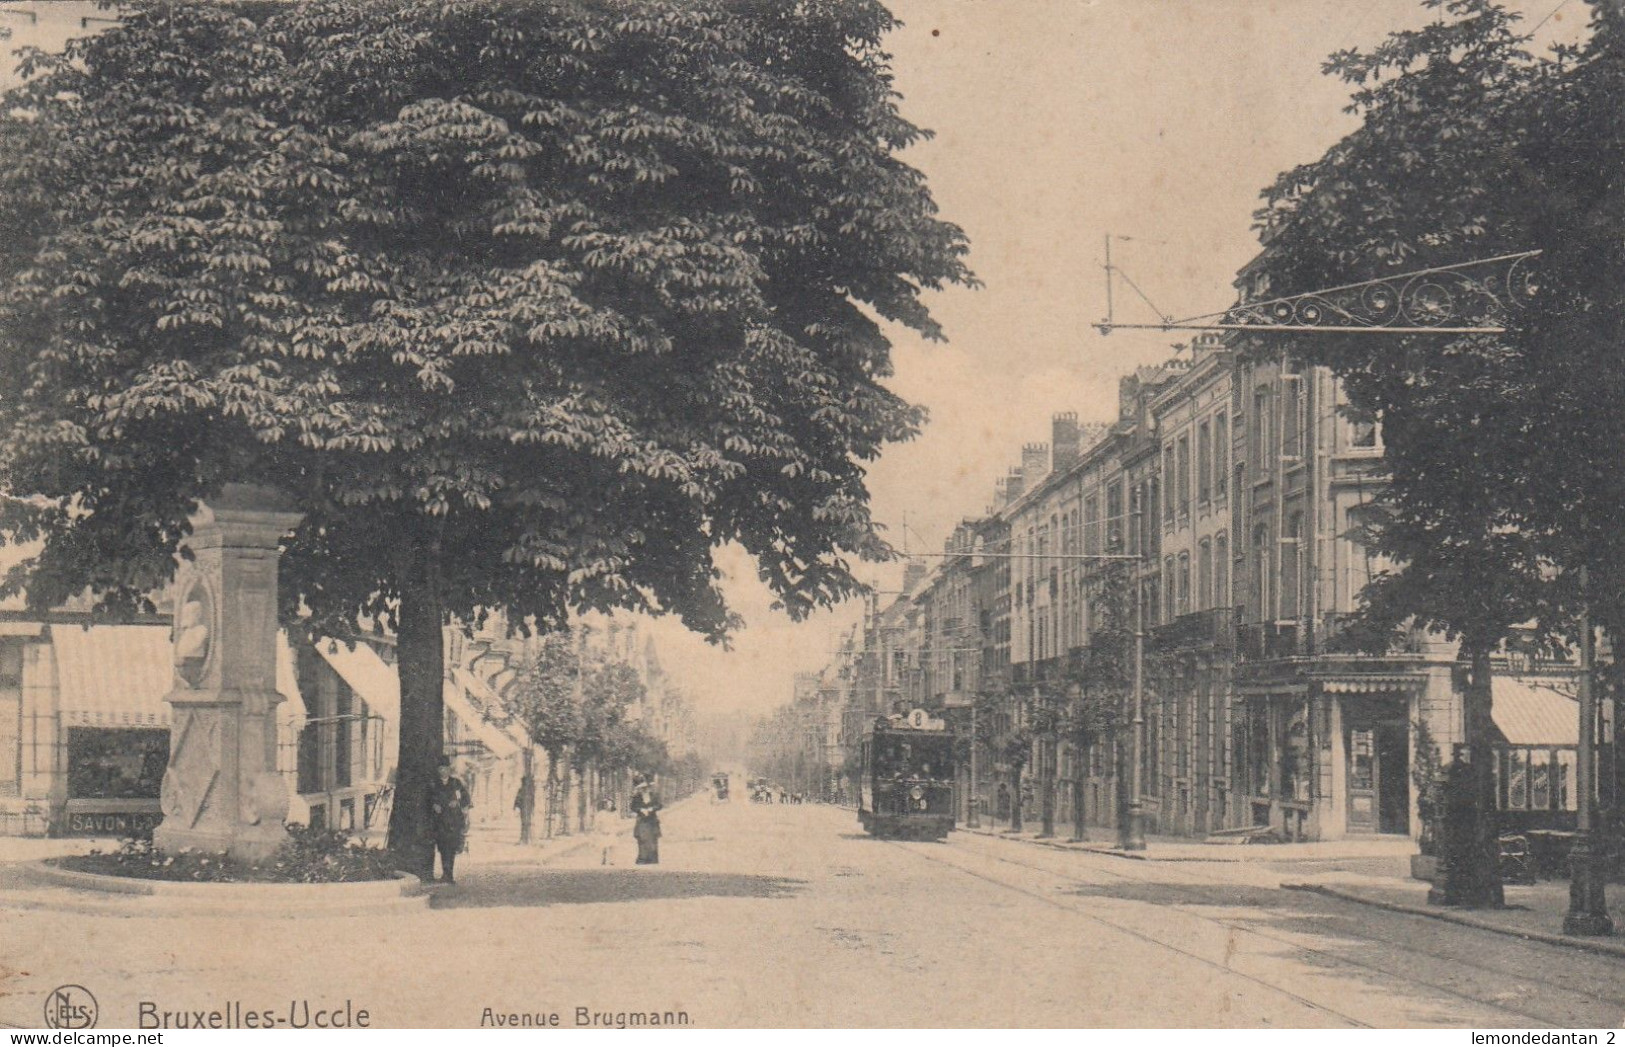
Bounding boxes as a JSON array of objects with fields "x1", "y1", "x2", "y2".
[
  {"x1": 137, "y1": 1000, "x2": 369, "y2": 1029},
  {"x1": 481, "y1": 1007, "x2": 693, "y2": 1028}
]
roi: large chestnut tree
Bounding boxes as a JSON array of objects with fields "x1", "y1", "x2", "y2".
[{"x1": 0, "y1": 0, "x2": 973, "y2": 873}]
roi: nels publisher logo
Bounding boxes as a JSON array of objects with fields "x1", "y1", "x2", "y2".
[{"x1": 44, "y1": 985, "x2": 98, "y2": 1030}]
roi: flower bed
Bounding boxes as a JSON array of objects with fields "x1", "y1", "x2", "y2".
[{"x1": 57, "y1": 825, "x2": 396, "y2": 884}]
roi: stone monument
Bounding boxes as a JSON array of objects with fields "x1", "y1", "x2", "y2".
[{"x1": 154, "y1": 484, "x2": 304, "y2": 862}]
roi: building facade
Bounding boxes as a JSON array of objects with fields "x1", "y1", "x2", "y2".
[{"x1": 819, "y1": 318, "x2": 1585, "y2": 842}]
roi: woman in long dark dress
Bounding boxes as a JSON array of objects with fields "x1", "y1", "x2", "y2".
[{"x1": 631, "y1": 780, "x2": 662, "y2": 865}]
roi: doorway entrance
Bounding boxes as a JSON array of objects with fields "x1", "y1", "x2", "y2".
[{"x1": 1344, "y1": 698, "x2": 1410, "y2": 835}]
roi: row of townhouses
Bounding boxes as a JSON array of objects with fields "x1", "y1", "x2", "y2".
[{"x1": 807, "y1": 323, "x2": 1605, "y2": 842}]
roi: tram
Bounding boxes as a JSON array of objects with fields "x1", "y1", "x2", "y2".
[
  {"x1": 711, "y1": 771, "x2": 730, "y2": 801},
  {"x1": 858, "y1": 710, "x2": 956, "y2": 840}
]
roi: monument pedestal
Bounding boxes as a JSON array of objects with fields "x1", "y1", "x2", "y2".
[{"x1": 154, "y1": 485, "x2": 303, "y2": 864}]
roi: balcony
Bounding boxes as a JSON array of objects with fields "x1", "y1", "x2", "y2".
[
  {"x1": 1237, "y1": 620, "x2": 1306, "y2": 661},
  {"x1": 1234, "y1": 614, "x2": 1427, "y2": 662},
  {"x1": 1151, "y1": 607, "x2": 1239, "y2": 654}
]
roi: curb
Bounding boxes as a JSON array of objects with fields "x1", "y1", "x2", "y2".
[
  {"x1": 962, "y1": 826, "x2": 1149, "y2": 860},
  {"x1": 1285, "y1": 882, "x2": 1625, "y2": 960},
  {"x1": 8, "y1": 862, "x2": 430, "y2": 918}
]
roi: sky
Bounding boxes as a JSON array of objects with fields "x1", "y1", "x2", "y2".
[{"x1": 0, "y1": 0, "x2": 1590, "y2": 732}]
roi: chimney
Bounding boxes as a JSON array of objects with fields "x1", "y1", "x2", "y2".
[
  {"x1": 1051, "y1": 412, "x2": 1081, "y2": 471},
  {"x1": 1119, "y1": 374, "x2": 1141, "y2": 421},
  {"x1": 1004, "y1": 466, "x2": 1025, "y2": 503},
  {"x1": 1021, "y1": 442, "x2": 1049, "y2": 489},
  {"x1": 902, "y1": 561, "x2": 927, "y2": 592}
]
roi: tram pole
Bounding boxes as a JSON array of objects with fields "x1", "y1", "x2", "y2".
[
  {"x1": 968, "y1": 697, "x2": 981, "y2": 827},
  {"x1": 1121, "y1": 491, "x2": 1148, "y2": 851},
  {"x1": 1564, "y1": 564, "x2": 1612, "y2": 935}
]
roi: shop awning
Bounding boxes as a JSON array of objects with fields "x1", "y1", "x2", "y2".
[
  {"x1": 1492, "y1": 676, "x2": 1579, "y2": 746},
  {"x1": 452, "y1": 667, "x2": 530, "y2": 751},
  {"x1": 316, "y1": 638, "x2": 400, "y2": 723},
  {"x1": 53, "y1": 624, "x2": 174, "y2": 727},
  {"x1": 1315, "y1": 675, "x2": 1426, "y2": 694},
  {"x1": 445, "y1": 672, "x2": 520, "y2": 758}
]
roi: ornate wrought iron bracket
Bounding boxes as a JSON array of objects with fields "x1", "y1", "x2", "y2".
[{"x1": 1096, "y1": 249, "x2": 1540, "y2": 336}]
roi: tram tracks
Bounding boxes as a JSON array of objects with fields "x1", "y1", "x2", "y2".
[{"x1": 887, "y1": 833, "x2": 1621, "y2": 1028}]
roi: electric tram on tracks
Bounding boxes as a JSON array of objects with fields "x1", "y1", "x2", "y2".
[{"x1": 858, "y1": 710, "x2": 956, "y2": 840}]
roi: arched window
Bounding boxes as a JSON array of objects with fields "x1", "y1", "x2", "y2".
[
  {"x1": 1214, "y1": 413, "x2": 1229, "y2": 498},
  {"x1": 1178, "y1": 553, "x2": 1191, "y2": 616},
  {"x1": 1214, "y1": 533, "x2": 1229, "y2": 608},
  {"x1": 1164, "y1": 556, "x2": 1176, "y2": 625}
]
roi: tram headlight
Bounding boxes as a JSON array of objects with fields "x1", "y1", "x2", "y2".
[{"x1": 909, "y1": 785, "x2": 924, "y2": 801}]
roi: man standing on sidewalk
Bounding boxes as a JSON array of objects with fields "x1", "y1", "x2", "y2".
[{"x1": 429, "y1": 756, "x2": 473, "y2": 884}]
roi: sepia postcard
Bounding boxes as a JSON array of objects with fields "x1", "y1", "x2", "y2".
[{"x1": 0, "y1": 0, "x2": 1622, "y2": 1034}]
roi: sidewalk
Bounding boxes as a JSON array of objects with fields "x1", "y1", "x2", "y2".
[
  {"x1": 960, "y1": 823, "x2": 1625, "y2": 959},
  {"x1": 1285, "y1": 874, "x2": 1625, "y2": 959},
  {"x1": 462, "y1": 809, "x2": 623, "y2": 868},
  {"x1": 958, "y1": 823, "x2": 1418, "y2": 864}
]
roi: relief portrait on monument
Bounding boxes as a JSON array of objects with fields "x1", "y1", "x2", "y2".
[{"x1": 0, "y1": 0, "x2": 1623, "y2": 1037}]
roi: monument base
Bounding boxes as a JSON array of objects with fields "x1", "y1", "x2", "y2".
[{"x1": 154, "y1": 821, "x2": 289, "y2": 864}]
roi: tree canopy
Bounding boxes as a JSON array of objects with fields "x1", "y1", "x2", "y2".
[{"x1": 0, "y1": 0, "x2": 973, "y2": 635}]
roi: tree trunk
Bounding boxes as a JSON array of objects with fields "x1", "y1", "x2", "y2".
[
  {"x1": 576, "y1": 764, "x2": 588, "y2": 833},
  {"x1": 518, "y1": 748, "x2": 535, "y2": 845},
  {"x1": 1430, "y1": 643, "x2": 1504, "y2": 908},
  {"x1": 1071, "y1": 742, "x2": 1088, "y2": 841},
  {"x1": 387, "y1": 557, "x2": 446, "y2": 881},
  {"x1": 559, "y1": 757, "x2": 573, "y2": 836},
  {"x1": 1039, "y1": 740, "x2": 1057, "y2": 838},
  {"x1": 545, "y1": 752, "x2": 562, "y2": 839},
  {"x1": 1009, "y1": 764, "x2": 1024, "y2": 832}
]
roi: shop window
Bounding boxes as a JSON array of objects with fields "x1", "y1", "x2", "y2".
[
  {"x1": 0, "y1": 644, "x2": 20, "y2": 797},
  {"x1": 1246, "y1": 701, "x2": 1271, "y2": 798},
  {"x1": 335, "y1": 686, "x2": 353, "y2": 789},
  {"x1": 1280, "y1": 706, "x2": 1310, "y2": 803},
  {"x1": 66, "y1": 728, "x2": 168, "y2": 800},
  {"x1": 297, "y1": 722, "x2": 320, "y2": 795}
]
